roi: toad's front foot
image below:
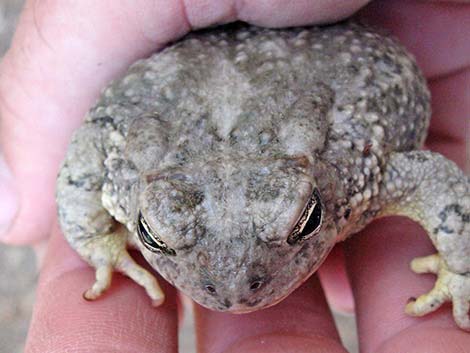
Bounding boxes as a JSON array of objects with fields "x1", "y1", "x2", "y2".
[
  {"x1": 79, "y1": 225, "x2": 165, "y2": 306},
  {"x1": 405, "y1": 254, "x2": 470, "y2": 331},
  {"x1": 379, "y1": 151, "x2": 470, "y2": 330}
]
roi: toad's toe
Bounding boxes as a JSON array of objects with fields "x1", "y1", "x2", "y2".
[{"x1": 406, "y1": 253, "x2": 470, "y2": 331}]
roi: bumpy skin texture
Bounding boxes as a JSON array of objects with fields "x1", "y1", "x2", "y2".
[{"x1": 56, "y1": 22, "x2": 470, "y2": 329}]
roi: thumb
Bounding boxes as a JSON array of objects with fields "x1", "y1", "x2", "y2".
[{"x1": 0, "y1": 0, "x2": 189, "y2": 244}]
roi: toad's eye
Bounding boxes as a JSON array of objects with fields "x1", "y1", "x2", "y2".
[
  {"x1": 204, "y1": 284, "x2": 217, "y2": 295},
  {"x1": 137, "y1": 212, "x2": 176, "y2": 256},
  {"x1": 249, "y1": 280, "x2": 264, "y2": 292},
  {"x1": 287, "y1": 188, "x2": 323, "y2": 245}
]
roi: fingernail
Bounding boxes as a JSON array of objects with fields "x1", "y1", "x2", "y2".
[{"x1": 0, "y1": 154, "x2": 19, "y2": 240}]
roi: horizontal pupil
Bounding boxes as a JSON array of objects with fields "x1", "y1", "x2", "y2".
[
  {"x1": 299, "y1": 203, "x2": 322, "y2": 237},
  {"x1": 138, "y1": 218, "x2": 155, "y2": 245},
  {"x1": 287, "y1": 188, "x2": 323, "y2": 245},
  {"x1": 138, "y1": 213, "x2": 176, "y2": 256}
]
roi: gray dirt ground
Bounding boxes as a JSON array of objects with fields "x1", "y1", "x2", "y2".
[
  {"x1": 0, "y1": 245, "x2": 36, "y2": 353},
  {"x1": 0, "y1": 1, "x2": 358, "y2": 352}
]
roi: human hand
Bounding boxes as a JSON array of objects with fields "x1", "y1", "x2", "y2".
[{"x1": 1, "y1": 0, "x2": 468, "y2": 352}]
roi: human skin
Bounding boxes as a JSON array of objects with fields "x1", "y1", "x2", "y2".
[{"x1": 0, "y1": 0, "x2": 468, "y2": 352}]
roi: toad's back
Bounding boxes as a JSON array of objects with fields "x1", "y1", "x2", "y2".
[
  {"x1": 58, "y1": 22, "x2": 470, "y2": 331},
  {"x1": 91, "y1": 22, "x2": 430, "y2": 172}
]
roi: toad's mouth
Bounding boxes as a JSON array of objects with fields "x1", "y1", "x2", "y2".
[
  {"x1": 226, "y1": 293, "x2": 292, "y2": 314},
  {"x1": 203, "y1": 241, "x2": 335, "y2": 314}
]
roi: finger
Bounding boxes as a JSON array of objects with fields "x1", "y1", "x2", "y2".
[
  {"x1": 345, "y1": 218, "x2": 470, "y2": 353},
  {"x1": 426, "y1": 69, "x2": 470, "y2": 170},
  {"x1": 25, "y1": 224, "x2": 178, "y2": 353},
  {"x1": 195, "y1": 275, "x2": 347, "y2": 353},
  {"x1": 357, "y1": 0, "x2": 470, "y2": 78},
  {"x1": 0, "y1": 0, "x2": 191, "y2": 244},
  {"x1": 186, "y1": 0, "x2": 370, "y2": 28},
  {"x1": 318, "y1": 244, "x2": 355, "y2": 314}
]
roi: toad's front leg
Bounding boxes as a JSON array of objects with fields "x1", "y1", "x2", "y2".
[
  {"x1": 378, "y1": 151, "x2": 470, "y2": 330},
  {"x1": 56, "y1": 122, "x2": 164, "y2": 306}
]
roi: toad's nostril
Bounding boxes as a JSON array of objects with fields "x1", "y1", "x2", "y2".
[{"x1": 223, "y1": 298, "x2": 232, "y2": 308}]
